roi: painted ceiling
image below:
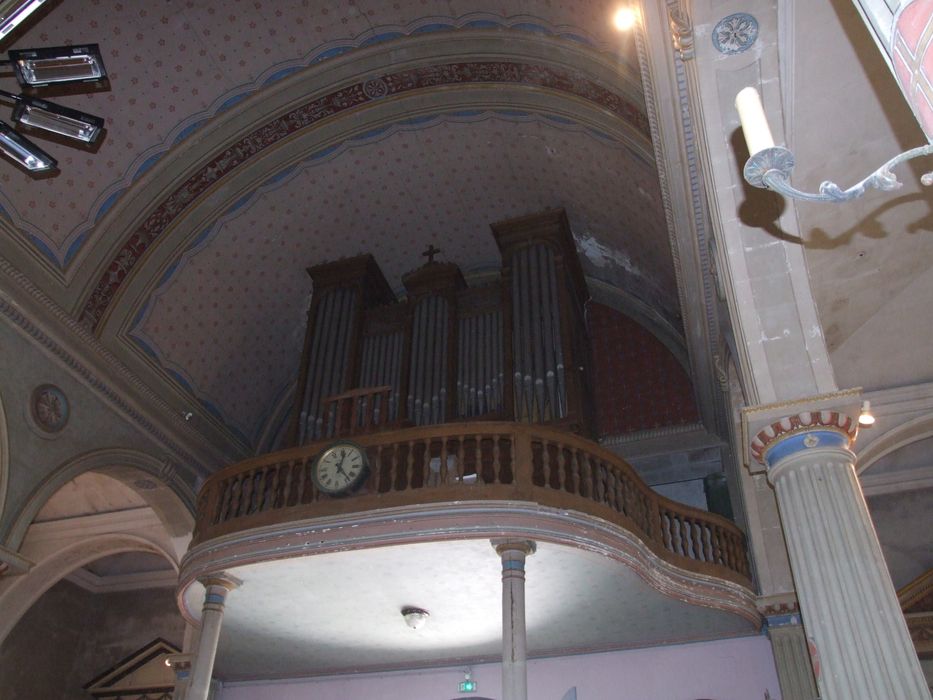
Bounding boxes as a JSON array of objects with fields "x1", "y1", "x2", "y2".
[{"x1": 1, "y1": 0, "x2": 673, "y2": 452}]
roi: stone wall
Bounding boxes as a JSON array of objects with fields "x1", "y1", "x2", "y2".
[{"x1": 0, "y1": 579, "x2": 184, "y2": 699}]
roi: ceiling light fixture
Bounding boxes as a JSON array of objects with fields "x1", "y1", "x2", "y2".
[
  {"x1": 0, "y1": 119, "x2": 53, "y2": 171},
  {"x1": 858, "y1": 400, "x2": 875, "y2": 427},
  {"x1": 0, "y1": 0, "x2": 49, "y2": 44},
  {"x1": 736, "y1": 86, "x2": 933, "y2": 203},
  {"x1": 612, "y1": 7, "x2": 638, "y2": 31},
  {"x1": 6, "y1": 44, "x2": 107, "y2": 87},
  {"x1": 401, "y1": 606, "x2": 430, "y2": 630},
  {"x1": 0, "y1": 90, "x2": 104, "y2": 144},
  {"x1": 0, "y1": 39, "x2": 108, "y2": 173}
]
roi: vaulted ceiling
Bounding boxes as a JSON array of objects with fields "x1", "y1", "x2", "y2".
[{"x1": 1, "y1": 0, "x2": 682, "y2": 456}]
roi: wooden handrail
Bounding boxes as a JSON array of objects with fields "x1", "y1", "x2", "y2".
[{"x1": 192, "y1": 422, "x2": 751, "y2": 586}]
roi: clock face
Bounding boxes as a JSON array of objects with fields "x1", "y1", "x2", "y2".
[{"x1": 312, "y1": 443, "x2": 369, "y2": 495}]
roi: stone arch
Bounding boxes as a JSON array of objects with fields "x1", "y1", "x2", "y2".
[
  {"x1": 3, "y1": 447, "x2": 195, "y2": 552},
  {"x1": 0, "y1": 532, "x2": 177, "y2": 646},
  {"x1": 856, "y1": 412, "x2": 933, "y2": 475}
]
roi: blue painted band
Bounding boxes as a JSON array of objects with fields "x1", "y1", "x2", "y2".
[
  {"x1": 502, "y1": 560, "x2": 525, "y2": 571},
  {"x1": 765, "y1": 613, "x2": 802, "y2": 629},
  {"x1": 176, "y1": 670, "x2": 190, "y2": 679},
  {"x1": 764, "y1": 429, "x2": 850, "y2": 469},
  {"x1": 204, "y1": 592, "x2": 227, "y2": 605}
]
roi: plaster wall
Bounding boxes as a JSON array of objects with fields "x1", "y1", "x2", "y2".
[
  {"x1": 219, "y1": 635, "x2": 780, "y2": 700},
  {"x1": 0, "y1": 319, "x2": 171, "y2": 540},
  {"x1": 0, "y1": 579, "x2": 185, "y2": 699}
]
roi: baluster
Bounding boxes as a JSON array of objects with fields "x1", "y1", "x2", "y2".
[
  {"x1": 556, "y1": 445, "x2": 567, "y2": 492},
  {"x1": 250, "y1": 470, "x2": 265, "y2": 514},
  {"x1": 710, "y1": 524, "x2": 723, "y2": 565},
  {"x1": 606, "y1": 469, "x2": 618, "y2": 510},
  {"x1": 594, "y1": 462, "x2": 605, "y2": 504},
  {"x1": 693, "y1": 520, "x2": 705, "y2": 561},
  {"x1": 264, "y1": 465, "x2": 279, "y2": 510},
  {"x1": 456, "y1": 435, "x2": 466, "y2": 482},
  {"x1": 237, "y1": 473, "x2": 251, "y2": 518},
  {"x1": 382, "y1": 445, "x2": 395, "y2": 492},
  {"x1": 492, "y1": 434, "x2": 501, "y2": 483},
  {"x1": 568, "y1": 449, "x2": 580, "y2": 495},
  {"x1": 405, "y1": 440, "x2": 416, "y2": 489},
  {"x1": 541, "y1": 441, "x2": 552, "y2": 488},
  {"x1": 277, "y1": 460, "x2": 292, "y2": 506},
  {"x1": 440, "y1": 437, "x2": 449, "y2": 486},
  {"x1": 472, "y1": 436, "x2": 484, "y2": 484},
  {"x1": 217, "y1": 479, "x2": 232, "y2": 523},
  {"x1": 661, "y1": 509, "x2": 672, "y2": 551},
  {"x1": 679, "y1": 516, "x2": 690, "y2": 557}
]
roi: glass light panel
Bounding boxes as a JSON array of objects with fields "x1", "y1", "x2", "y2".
[
  {"x1": 9, "y1": 45, "x2": 107, "y2": 86},
  {"x1": 15, "y1": 54, "x2": 103, "y2": 85},
  {"x1": 0, "y1": 123, "x2": 54, "y2": 171},
  {"x1": 0, "y1": 0, "x2": 47, "y2": 40},
  {"x1": 13, "y1": 100, "x2": 103, "y2": 143}
]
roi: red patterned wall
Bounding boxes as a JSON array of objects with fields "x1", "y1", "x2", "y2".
[{"x1": 588, "y1": 302, "x2": 699, "y2": 436}]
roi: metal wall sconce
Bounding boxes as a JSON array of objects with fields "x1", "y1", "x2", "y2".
[
  {"x1": 0, "y1": 43, "x2": 108, "y2": 173},
  {"x1": 736, "y1": 86, "x2": 933, "y2": 203}
]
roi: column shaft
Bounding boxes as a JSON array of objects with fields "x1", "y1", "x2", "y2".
[
  {"x1": 771, "y1": 447, "x2": 930, "y2": 699},
  {"x1": 187, "y1": 577, "x2": 237, "y2": 700},
  {"x1": 494, "y1": 540, "x2": 535, "y2": 700}
]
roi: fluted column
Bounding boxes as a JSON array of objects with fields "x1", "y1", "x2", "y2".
[
  {"x1": 187, "y1": 575, "x2": 239, "y2": 700},
  {"x1": 747, "y1": 401, "x2": 930, "y2": 700},
  {"x1": 493, "y1": 539, "x2": 536, "y2": 700}
]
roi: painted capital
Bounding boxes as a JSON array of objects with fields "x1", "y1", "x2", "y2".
[
  {"x1": 492, "y1": 539, "x2": 537, "y2": 560},
  {"x1": 197, "y1": 573, "x2": 241, "y2": 613},
  {"x1": 741, "y1": 389, "x2": 862, "y2": 473},
  {"x1": 166, "y1": 652, "x2": 194, "y2": 679}
]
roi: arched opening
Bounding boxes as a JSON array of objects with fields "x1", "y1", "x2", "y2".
[
  {"x1": 3, "y1": 447, "x2": 195, "y2": 553},
  {"x1": 0, "y1": 533, "x2": 185, "y2": 698}
]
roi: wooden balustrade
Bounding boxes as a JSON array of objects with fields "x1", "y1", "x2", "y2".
[{"x1": 193, "y1": 422, "x2": 750, "y2": 586}]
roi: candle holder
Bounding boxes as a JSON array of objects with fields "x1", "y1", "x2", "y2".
[{"x1": 743, "y1": 144, "x2": 933, "y2": 203}]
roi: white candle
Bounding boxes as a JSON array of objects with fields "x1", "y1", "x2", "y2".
[{"x1": 735, "y1": 86, "x2": 775, "y2": 156}]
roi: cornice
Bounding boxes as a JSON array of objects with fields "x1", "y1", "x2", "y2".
[{"x1": 0, "y1": 256, "x2": 238, "y2": 476}]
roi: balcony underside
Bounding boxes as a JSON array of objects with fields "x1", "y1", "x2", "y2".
[{"x1": 179, "y1": 501, "x2": 760, "y2": 680}]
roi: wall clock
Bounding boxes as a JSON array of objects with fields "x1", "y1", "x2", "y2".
[{"x1": 311, "y1": 442, "x2": 370, "y2": 495}]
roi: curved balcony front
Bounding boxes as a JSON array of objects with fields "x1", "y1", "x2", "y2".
[{"x1": 190, "y1": 421, "x2": 750, "y2": 587}]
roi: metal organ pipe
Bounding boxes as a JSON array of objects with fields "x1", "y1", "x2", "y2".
[
  {"x1": 509, "y1": 244, "x2": 566, "y2": 424},
  {"x1": 303, "y1": 288, "x2": 337, "y2": 443},
  {"x1": 298, "y1": 287, "x2": 359, "y2": 443}
]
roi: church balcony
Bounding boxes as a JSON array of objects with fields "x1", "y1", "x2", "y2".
[
  {"x1": 188, "y1": 420, "x2": 751, "y2": 588},
  {"x1": 179, "y1": 418, "x2": 759, "y2": 679}
]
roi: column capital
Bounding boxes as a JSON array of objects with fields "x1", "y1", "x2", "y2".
[
  {"x1": 741, "y1": 389, "x2": 861, "y2": 472},
  {"x1": 491, "y1": 539, "x2": 537, "y2": 558},
  {"x1": 197, "y1": 573, "x2": 241, "y2": 592}
]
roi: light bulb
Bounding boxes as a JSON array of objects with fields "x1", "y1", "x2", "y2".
[
  {"x1": 613, "y1": 7, "x2": 638, "y2": 31},
  {"x1": 858, "y1": 400, "x2": 875, "y2": 426}
]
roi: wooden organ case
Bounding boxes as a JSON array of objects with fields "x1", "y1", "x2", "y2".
[{"x1": 286, "y1": 209, "x2": 595, "y2": 446}]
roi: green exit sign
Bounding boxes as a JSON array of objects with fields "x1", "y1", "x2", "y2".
[{"x1": 459, "y1": 680, "x2": 477, "y2": 692}]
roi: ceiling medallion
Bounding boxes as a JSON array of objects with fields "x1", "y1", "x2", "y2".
[
  {"x1": 712, "y1": 13, "x2": 759, "y2": 55},
  {"x1": 31, "y1": 384, "x2": 69, "y2": 433}
]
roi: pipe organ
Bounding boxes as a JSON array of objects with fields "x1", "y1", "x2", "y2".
[{"x1": 287, "y1": 209, "x2": 595, "y2": 446}]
